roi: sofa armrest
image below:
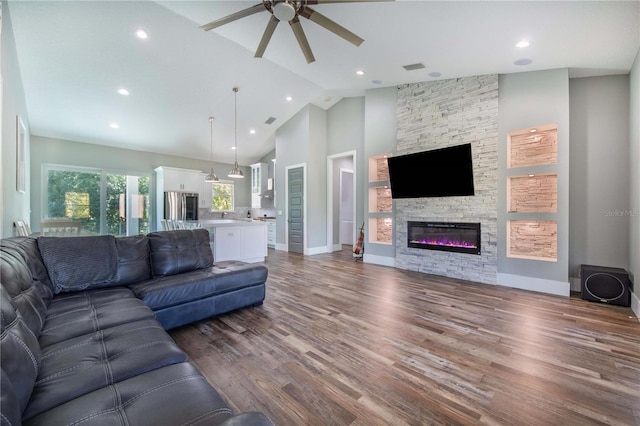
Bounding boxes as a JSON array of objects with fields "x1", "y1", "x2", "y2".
[{"x1": 216, "y1": 412, "x2": 275, "y2": 426}]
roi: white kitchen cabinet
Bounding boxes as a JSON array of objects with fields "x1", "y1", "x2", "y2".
[
  {"x1": 214, "y1": 227, "x2": 243, "y2": 261},
  {"x1": 267, "y1": 220, "x2": 276, "y2": 247},
  {"x1": 250, "y1": 163, "x2": 268, "y2": 208},
  {"x1": 156, "y1": 166, "x2": 202, "y2": 193},
  {"x1": 211, "y1": 222, "x2": 267, "y2": 263},
  {"x1": 200, "y1": 176, "x2": 212, "y2": 210}
]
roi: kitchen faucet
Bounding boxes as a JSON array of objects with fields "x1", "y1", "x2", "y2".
[{"x1": 221, "y1": 212, "x2": 227, "y2": 218}]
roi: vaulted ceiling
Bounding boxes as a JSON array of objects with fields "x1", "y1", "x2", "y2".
[{"x1": 8, "y1": 1, "x2": 639, "y2": 165}]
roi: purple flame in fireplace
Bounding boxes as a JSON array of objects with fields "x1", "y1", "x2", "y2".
[{"x1": 410, "y1": 237, "x2": 478, "y2": 249}]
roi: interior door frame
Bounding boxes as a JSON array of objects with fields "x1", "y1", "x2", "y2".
[
  {"x1": 285, "y1": 163, "x2": 307, "y2": 254},
  {"x1": 326, "y1": 150, "x2": 357, "y2": 253}
]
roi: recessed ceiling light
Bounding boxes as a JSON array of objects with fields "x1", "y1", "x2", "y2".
[
  {"x1": 135, "y1": 29, "x2": 148, "y2": 39},
  {"x1": 231, "y1": 146, "x2": 236, "y2": 150},
  {"x1": 514, "y1": 58, "x2": 533, "y2": 66},
  {"x1": 516, "y1": 40, "x2": 531, "y2": 48},
  {"x1": 285, "y1": 96, "x2": 293, "y2": 102},
  {"x1": 428, "y1": 72, "x2": 442, "y2": 78},
  {"x1": 530, "y1": 128, "x2": 537, "y2": 133},
  {"x1": 249, "y1": 129, "x2": 256, "y2": 134},
  {"x1": 528, "y1": 174, "x2": 535, "y2": 177},
  {"x1": 356, "y1": 69, "x2": 366, "y2": 76},
  {"x1": 117, "y1": 88, "x2": 130, "y2": 96},
  {"x1": 109, "y1": 123, "x2": 120, "y2": 129},
  {"x1": 371, "y1": 79, "x2": 383, "y2": 85}
]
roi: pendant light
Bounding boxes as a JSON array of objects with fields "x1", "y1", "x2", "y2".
[
  {"x1": 204, "y1": 116, "x2": 219, "y2": 182},
  {"x1": 228, "y1": 87, "x2": 244, "y2": 179}
]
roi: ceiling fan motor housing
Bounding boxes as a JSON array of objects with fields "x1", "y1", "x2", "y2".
[{"x1": 271, "y1": 1, "x2": 297, "y2": 22}]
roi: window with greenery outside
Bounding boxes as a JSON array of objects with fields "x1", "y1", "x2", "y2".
[{"x1": 211, "y1": 182, "x2": 234, "y2": 211}]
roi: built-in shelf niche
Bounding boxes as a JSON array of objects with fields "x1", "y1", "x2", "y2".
[
  {"x1": 508, "y1": 124, "x2": 557, "y2": 168},
  {"x1": 368, "y1": 154, "x2": 391, "y2": 183},
  {"x1": 368, "y1": 153, "x2": 393, "y2": 245},
  {"x1": 368, "y1": 186, "x2": 392, "y2": 213},
  {"x1": 507, "y1": 220, "x2": 557, "y2": 261},
  {"x1": 507, "y1": 173, "x2": 557, "y2": 213},
  {"x1": 368, "y1": 217, "x2": 393, "y2": 245},
  {"x1": 506, "y1": 124, "x2": 558, "y2": 262}
]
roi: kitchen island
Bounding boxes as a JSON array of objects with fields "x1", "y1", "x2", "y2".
[{"x1": 197, "y1": 219, "x2": 268, "y2": 263}]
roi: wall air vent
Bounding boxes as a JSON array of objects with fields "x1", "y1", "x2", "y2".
[
  {"x1": 264, "y1": 117, "x2": 277, "y2": 125},
  {"x1": 403, "y1": 63, "x2": 426, "y2": 71}
]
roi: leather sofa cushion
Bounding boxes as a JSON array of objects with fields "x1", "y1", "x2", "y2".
[
  {"x1": 115, "y1": 234, "x2": 151, "y2": 285},
  {"x1": 0, "y1": 242, "x2": 51, "y2": 337},
  {"x1": 0, "y1": 369, "x2": 22, "y2": 426},
  {"x1": 24, "y1": 318, "x2": 187, "y2": 421},
  {"x1": 0, "y1": 286, "x2": 41, "y2": 415},
  {"x1": 129, "y1": 261, "x2": 268, "y2": 310},
  {"x1": 147, "y1": 229, "x2": 213, "y2": 277},
  {"x1": 39, "y1": 287, "x2": 155, "y2": 348},
  {"x1": 38, "y1": 235, "x2": 119, "y2": 293},
  {"x1": 23, "y1": 363, "x2": 236, "y2": 426}
]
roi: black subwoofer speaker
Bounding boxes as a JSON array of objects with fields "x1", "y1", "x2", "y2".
[{"x1": 581, "y1": 264, "x2": 631, "y2": 307}]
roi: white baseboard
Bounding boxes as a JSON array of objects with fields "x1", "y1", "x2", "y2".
[
  {"x1": 363, "y1": 254, "x2": 395, "y2": 267},
  {"x1": 275, "y1": 243, "x2": 287, "y2": 251},
  {"x1": 632, "y1": 291, "x2": 639, "y2": 318},
  {"x1": 497, "y1": 273, "x2": 570, "y2": 297},
  {"x1": 307, "y1": 246, "x2": 328, "y2": 256}
]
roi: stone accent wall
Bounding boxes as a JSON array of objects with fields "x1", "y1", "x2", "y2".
[
  {"x1": 508, "y1": 174, "x2": 558, "y2": 213},
  {"x1": 395, "y1": 75, "x2": 499, "y2": 284}
]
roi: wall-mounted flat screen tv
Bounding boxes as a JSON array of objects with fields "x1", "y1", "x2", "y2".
[{"x1": 387, "y1": 143, "x2": 475, "y2": 198}]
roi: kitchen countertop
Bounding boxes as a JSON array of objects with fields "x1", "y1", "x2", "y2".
[{"x1": 197, "y1": 219, "x2": 267, "y2": 228}]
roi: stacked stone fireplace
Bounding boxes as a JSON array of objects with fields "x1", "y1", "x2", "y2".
[{"x1": 395, "y1": 75, "x2": 498, "y2": 284}]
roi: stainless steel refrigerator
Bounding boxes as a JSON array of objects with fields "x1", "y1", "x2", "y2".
[{"x1": 164, "y1": 192, "x2": 199, "y2": 221}]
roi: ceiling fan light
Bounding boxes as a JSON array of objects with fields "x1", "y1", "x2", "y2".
[
  {"x1": 228, "y1": 162, "x2": 244, "y2": 179},
  {"x1": 273, "y1": 2, "x2": 296, "y2": 22}
]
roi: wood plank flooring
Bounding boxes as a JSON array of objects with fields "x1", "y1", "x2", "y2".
[{"x1": 169, "y1": 248, "x2": 640, "y2": 425}]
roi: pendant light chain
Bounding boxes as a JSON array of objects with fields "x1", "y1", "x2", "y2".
[
  {"x1": 204, "y1": 116, "x2": 219, "y2": 182},
  {"x1": 228, "y1": 87, "x2": 244, "y2": 178}
]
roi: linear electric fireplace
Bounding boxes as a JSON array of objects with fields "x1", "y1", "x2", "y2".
[{"x1": 408, "y1": 221, "x2": 481, "y2": 255}]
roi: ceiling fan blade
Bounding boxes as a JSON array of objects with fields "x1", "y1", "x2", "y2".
[
  {"x1": 289, "y1": 17, "x2": 315, "y2": 64},
  {"x1": 255, "y1": 15, "x2": 280, "y2": 58},
  {"x1": 305, "y1": 0, "x2": 394, "y2": 3},
  {"x1": 200, "y1": 3, "x2": 266, "y2": 31},
  {"x1": 299, "y1": 7, "x2": 364, "y2": 47}
]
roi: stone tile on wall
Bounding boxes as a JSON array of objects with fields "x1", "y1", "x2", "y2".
[
  {"x1": 395, "y1": 75, "x2": 499, "y2": 285},
  {"x1": 507, "y1": 220, "x2": 557, "y2": 261},
  {"x1": 508, "y1": 174, "x2": 558, "y2": 213}
]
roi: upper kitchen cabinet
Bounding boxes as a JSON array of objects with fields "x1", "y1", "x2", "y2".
[
  {"x1": 250, "y1": 163, "x2": 268, "y2": 208},
  {"x1": 155, "y1": 166, "x2": 202, "y2": 193}
]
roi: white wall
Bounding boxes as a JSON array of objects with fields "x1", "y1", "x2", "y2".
[
  {"x1": 1, "y1": 5, "x2": 30, "y2": 238},
  {"x1": 629, "y1": 49, "x2": 640, "y2": 316},
  {"x1": 498, "y1": 69, "x2": 571, "y2": 294},
  {"x1": 363, "y1": 87, "x2": 398, "y2": 261},
  {"x1": 274, "y1": 106, "x2": 310, "y2": 248},
  {"x1": 569, "y1": 75, "x2": 630, "y2": 287}
]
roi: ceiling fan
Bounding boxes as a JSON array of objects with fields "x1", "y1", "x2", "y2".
[{"x1": 200, "y1": 0, "x2": 392, "y2": 64}]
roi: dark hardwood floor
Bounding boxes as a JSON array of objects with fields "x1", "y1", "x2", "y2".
[{"x1": 170, "y1": 247, "x2": 640, "y2": 425}]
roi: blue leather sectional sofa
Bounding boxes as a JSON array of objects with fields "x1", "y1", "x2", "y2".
[{"x1": 0, "y1": 229, "x2": 272, "y2": 425}]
